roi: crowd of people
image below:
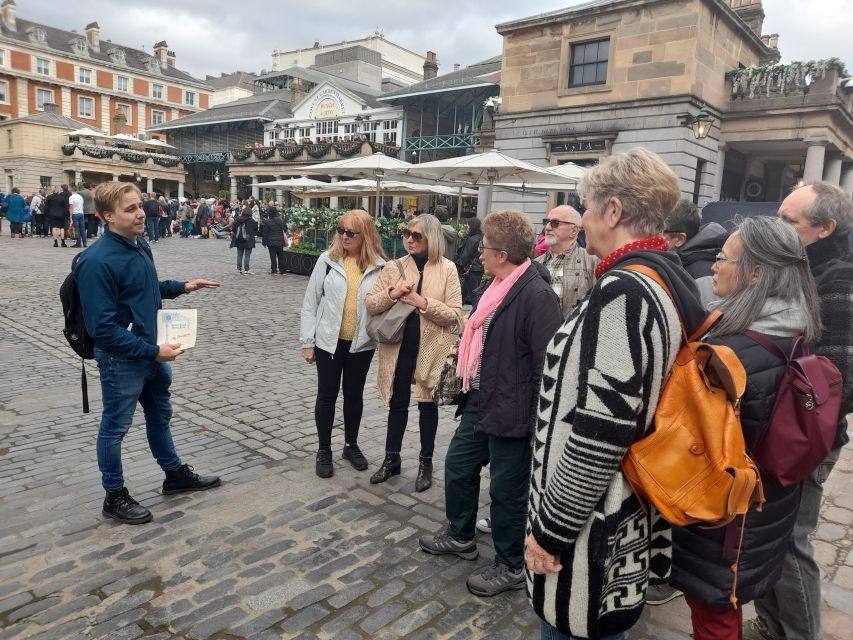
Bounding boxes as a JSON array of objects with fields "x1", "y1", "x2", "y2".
[{"x1": 61, "y1": 147, "x2": 851, "y2": 640}]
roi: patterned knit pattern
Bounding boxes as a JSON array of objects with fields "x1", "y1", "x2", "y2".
[
  {"x1": 338, "y1": 256, "x2": 362, "y2": 340},
  {"x1": 527, "y1": 268, "x2": 682, "y2": 639}
]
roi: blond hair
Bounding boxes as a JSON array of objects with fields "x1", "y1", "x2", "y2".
[
  {"x1": 94, "y1": 181, "x2": 142, "y2": 215},
  {"x1": 580, "y1": 148, "x2": 680, "y2": 237},
  {"x1": 409, "y1": 214, "x2": 444, "y2": 263},
  {"x1": 328, "y1": 209, "x2": 386, "y2": 271}
]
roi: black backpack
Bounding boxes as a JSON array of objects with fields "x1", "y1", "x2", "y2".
[{"x1": 60, "y1": 252, "x2": 95, "y2": 412}]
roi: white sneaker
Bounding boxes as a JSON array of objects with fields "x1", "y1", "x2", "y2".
[
  {"x1": 245, "y1": 270, "x2": 255, "y2": 275},
  {"x1": 476, "y1": 517, "x2": 491, "y2": 534}
]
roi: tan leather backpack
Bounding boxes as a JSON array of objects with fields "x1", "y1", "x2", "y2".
[{"x1": 622, "y1": 265, "x2": 765, "y2": 529}]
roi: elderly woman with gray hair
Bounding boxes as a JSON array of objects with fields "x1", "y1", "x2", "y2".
[{"x1": 670, "y1": 215, "x2": 822, "y2": 640}]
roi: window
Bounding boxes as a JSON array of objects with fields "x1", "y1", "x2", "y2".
[
  {"x1": 116, "y1": 76, "x2": 129, "y2": 92},
  {"x1": 316, "y1": 120, "x2": 339, "y2": 139},
  {"x1": 342, "y1": 123, "x2": 358, "y2": 139},
  {"x1": 35, "y1": 88, "x2": 53, "y2": 110},
  {"x1": 36, "y1": 57, "x2": 50, "y2": 76},
  {"x1": 362, "y1": 121, "x2": 379, "y2": 142},
  {"x1": 0, "y1": 80, "x2": 7, "y2": 103},
  {"x1": 568, "y1": 39, "x2": 609, "y2": 88},
  {"x1": 382, "y1": 120, "x2": 398, "y2": 145},
  {"x1": 151, "y1": 109, "x2": 165, "y2": 126},
  {"x1": 299, "y1": 127, "x2": 311, "y2": 139},
  {"x1": 184, "y1": 91, "x2": 195, "y2": 106},
  {"x1": 115, "y1": 103, "x2": 131, "y2": 121},
  {"x1": 0, "y1": 50, "x2": 5, "y2": 66},
  {"x1": 78, "y1": 67, "x2": 92, "y2": 84},
  {"x1": 152, "y1": 83, "x2": 163, "y2": 100},
  {"x1": 78, "y1": 96, "x2": 94, "y2": 119},
  {"x1": 40, "y1": 176, "x2": 52, "y2": 188}
]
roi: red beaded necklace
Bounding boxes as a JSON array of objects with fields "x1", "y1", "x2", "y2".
[{"x1": 595, "y1": 235, "x2": 670, "y2": 279}]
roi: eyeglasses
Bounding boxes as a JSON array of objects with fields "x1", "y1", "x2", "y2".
[
  {"x1": 714, "y1": 252, "x2": 738, "y2": 264},
  {"x1": 401, "y1": 229, "x2": 425, "y2": 242},
  {"x1": 335, "y1": 227, "x2": 361, "y2": 238},
  {"x1": 477, "y1": 241, "x2": 504, "y2": 253},
  {"x1": 543, "y1": 219, "x2": 577, "y2": 229}
]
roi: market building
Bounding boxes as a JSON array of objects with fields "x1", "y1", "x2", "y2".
[{"x1": 491, "y1": 0, "x2": 853, "y2": 217}]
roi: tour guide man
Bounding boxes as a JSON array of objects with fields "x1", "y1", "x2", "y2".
[{"x1": 76, "y1": 181, "x2": 221, "y2": 525}]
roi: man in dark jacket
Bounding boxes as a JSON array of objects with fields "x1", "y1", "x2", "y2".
[
  {"x1": 76, "y1": 181, "x2": 221, "y2": 525},
  {"x1": 744, "y1": 182, "x2": 853, "y2": 640},
  {"x1": 259, "y1": 210, "x2": 288, "y2": 274},
  {"x1": 142, "y1": 192, "x2": 161, "y2": 243}
]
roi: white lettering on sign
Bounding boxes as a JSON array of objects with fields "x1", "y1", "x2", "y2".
[
  {"x1": 316, "y1": 98, "x2": 339, "y2": 118},
  {"x1": 309, "y1": 87, "x2": 346, "y2": 118}
]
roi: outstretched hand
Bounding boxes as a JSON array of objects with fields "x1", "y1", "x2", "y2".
[{"x1": 185, "y1": 279, "x2": 220, "y2": 293}]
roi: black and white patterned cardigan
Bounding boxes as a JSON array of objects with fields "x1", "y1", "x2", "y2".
[{"x1": 526, "y1": 266, "x2": 682, "y2": 639}]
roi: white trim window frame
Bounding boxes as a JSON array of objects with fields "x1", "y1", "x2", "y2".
[
  {"x1": 152, "y1": 83, "x2": 163, "y2": 100},
  {"x1": 78, "y1": 67, "x2": 92, "y2": 85},
  {"x1": 184, "y1": 90, "x2": 195, "y2": 106},
  {"x1": 0, "y1": 79, "x2": 8, "y2": 104},
  {"x1": 116, "y1": 75, "x2": 129, "y2": 92},
  {"x1": 78, "y1": 95, "x2": 95, "y2": 119},
  {"x1": 115, "y1": 102, "x2": 132, "y2": 121},
  {"x1": 35, "y1": 87, "x2": 54, "y2": 110},
  {"x1": 35, "y1": 57, "x2": 51, "y2": 76},
  {"x1": 0, "y1": 49, "x2": 5, "y2": 67},
  {"x1": 151, "y1": 109, "x2": 165, "y2": 126}
]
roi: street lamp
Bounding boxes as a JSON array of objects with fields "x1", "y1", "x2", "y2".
[{"x1": 681, "y1": 106, "x2": 715, "y2": 139}]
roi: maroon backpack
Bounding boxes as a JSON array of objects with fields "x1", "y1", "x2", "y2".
[{"x1": 745, "y1": 331, "x2": 843, "y2": 486}]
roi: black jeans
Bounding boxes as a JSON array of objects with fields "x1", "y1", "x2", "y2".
[
  {"x1": 237, "y1": 247, "x2": 252, "y2": 271},
  {"x1": 85, "y1": 214, "x2": 97, "y2": 238},
  {"x1": 314, "y1": 339, "x2": 375, "y2": 450},
  {"x1": 268, "y1": 246, "x2": 285, "y2": 273},
  {"x1": 385, "y1": 338, "x2": 439, "y2": 458}
]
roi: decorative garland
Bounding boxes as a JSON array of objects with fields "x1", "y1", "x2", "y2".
[
  {"x1": 254, "y1": 146, "x2": 276, "y2": 160},
  {"x1": 307, "y1": 143, "x2": 332, "y2": 158},
  {"x1": 117, "y1": 150, "x2": 146, "y2": 163},
  {"x1": 62, "y1": 143, "x2": 77, "y2": 156},
  {"x1": 333, "y1": 141, "x2": 362, "y2": 158},
  {"x1": 81, "y1": 146, "x2": 118, "y2": 160},
  {"x1": 727, "y1": 58, "x2": 847, "y2": 99},
  {"x1": 231, "y1": 149, "x2": 252, "y2": 161},
  {"x1": 153, "y1": 157, "x2": 180, "y2": 167},
  {"x1": 370, "y1": 141, "x2": 400, "y2": 156},
  {"x1": 279, "y1": 146, "x2": 303, "y2": 161}
]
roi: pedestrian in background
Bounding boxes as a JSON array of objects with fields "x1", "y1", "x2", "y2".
[
  {"x1": 69, "y1": 184, "x2": 86, "y2": 248},
  {"x1": 365, "y1": 214, "x2": 462, "y2": 492},
  {"x1": 142, "y1": 193, "x2": 160, "y2": 243},
  {"x1": 260, "y1": 209, "x2": 288, "y2": 275},
  {"x1": 454, "y1": 216, "x2": 484, "y2": 306},
  {"x1": 44, "y1": 186, "x2": 68, "y2": 247},
  {"x1": 231, "y1": 203, "x2": 257, "y2": 274},
  {"x1": 80, "y1": 182, "x2": 96, "y2": 239},
  {"x1": 300, "y1": 210, "x2": 386, "y2": 478},
  {"x1": 5, "y1": 187, "x2": 26, "y2": 238}
]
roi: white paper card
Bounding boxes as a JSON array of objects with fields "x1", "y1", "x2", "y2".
[{"x1": 156, "y1": 309, "x2": 197, "y2": 349}]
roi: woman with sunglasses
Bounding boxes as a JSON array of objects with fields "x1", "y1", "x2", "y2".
[
  {"x1": 299, "y1": 210, "x2": 387, "y2": 479},
  {"x1": 365, "y1": 214, "x2": 462, "y2": 492}
]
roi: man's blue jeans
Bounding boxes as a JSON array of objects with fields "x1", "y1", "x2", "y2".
[
  {"x1": 540, "y1": 620, "x2": 625, "y2": 640},
  {"x1": 72, "y1": 213, "x2": 87, "y2": 247},
  {"x1": 146, "y1": 217, "x2": 159, "y2": 242},
  {"x1": 95, "y1": 349, "x2": 182, "y2": 491}
]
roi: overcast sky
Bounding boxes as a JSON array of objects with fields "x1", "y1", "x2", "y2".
[{"x1": 19, "y1": 0, "x2": 853, "y2": 82}]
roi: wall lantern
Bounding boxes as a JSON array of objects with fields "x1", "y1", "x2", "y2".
[{"x1": 681, "y1": 106, "x2": 715, "y2": 140}]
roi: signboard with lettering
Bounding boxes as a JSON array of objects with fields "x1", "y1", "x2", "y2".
[{"x1": 550, "y1": 140, "x2": 607, "y2": 153}]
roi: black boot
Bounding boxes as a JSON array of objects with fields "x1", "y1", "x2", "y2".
[
  {"x1": 53, "y1": 239, "x2": 58, "y2": 247},
  {"x1": 103, "y1": 488, "x2": 152, "y2": 525},
  {"x1": 342, "y1": 444, "x2": 368, "y2": 471},
  {"x1": 370, "y1": 453, "x2": 401, "y2": 484},
  {"x1": 162, "y1": 464, "x2": 221, "y2": 494},
  {"x1": 316, "y1": 449, "x2": 333, "y2": 478},
  {"x1": 415, "y1": 457, "x2": 433, "y2": 492},
  {"x1": 61, "y1": 239, "x2": 68, "y2": 247}
]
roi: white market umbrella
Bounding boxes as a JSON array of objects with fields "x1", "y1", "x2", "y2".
[
  {"x1": 545, "y1": 162, "x2": 589, "y2": 181},
  {"x1": 143, "y1": 137, "x2": 176, "y2": 149},
  {"x1": 400, "y1": 150, "x2": 576, "y2": 215},
  {"x1": 308, "y1": 179, "x2": 478, "y2": 198},
  {"x1": 301, "y1": 153, "x2": 413, "y2": 216},
  {"x1": 111, "y1": 133, "x2": 140, "y2": 142},
  {"x1": 256, "y1": 176, "x2": 328, "y2": 189},
  {"x1": 66, "y1": 127, "x2": 110, "y2": 140}
]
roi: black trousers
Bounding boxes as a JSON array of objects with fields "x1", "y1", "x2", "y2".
[
  {"x1": 314, "y1": 339, "x2": 375, "y2": 450},
  {"x1": 385, "y1": 338, "x2": 439, "y2": 458},
  {"x1": 85, "y1": 214, "x2": 97, "y2": 237},
  {"x1": 268, "y1": 246, "x2": 285, "y2": 273}
]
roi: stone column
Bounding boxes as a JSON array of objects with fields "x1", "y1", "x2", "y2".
[
  {"x1": 329, "y1": 176, "x2": 339, "y2": 210},
  {"x1": 137, "y1": 100, "x2": 145, "y2": 134},
  {"x1": 361, "y1": 197, "x2": 369, "y2": 211},
  {"x1": 712, "y1": 143, "x2": 727, "y2": 201},
  {"x1": 100, "y1": 95, "x2": 111, "y2": 134},
  {"x1": 112, "y1": 173, "x2": 119, "y2": 182},
  {"x1": 803, "y1": 139, "x2": 828, "y2": 184},
  {"x1": 60, "y1": 87, "x2": 72, "y2": 117},
  {"x1": 178, "y1": 181, "x2": 185, "y2": 201},
  {"x1": 230, "y1": 176, "x2": 238, "y2": 199},
  {"x1": 146, "y1": 177, "x2": 153, "y2": 193},
  {"x1": 275, "y1": 175, "x2": 284, "y2": 207},
  {"x1": 823, "y1": 155, "x2": 843, "y2": 185},
  {"x1": 74, "y1": 170, "x2": 82, "y2": 184},
  {"x1": 17, "y1": 78, "x2": 28, "y2": 114},
  {"x1": 251, "y1": 176, "x2": 259, "y2": 199},
  {"x1": 840, "y1": 164, "x2": 853, "y2": 198}
]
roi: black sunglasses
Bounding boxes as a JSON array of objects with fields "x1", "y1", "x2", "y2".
[
  {"x1": 543, "y1": 219, "x2": 577, "y2": 229},
  {"x1": 401, "y1": 229, "x2": 425, "y2": 242},
  {"x1": 336, "y1": 227, "x2": 361, "y2": 238}
]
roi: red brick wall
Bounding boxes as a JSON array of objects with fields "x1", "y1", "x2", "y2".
[
  {"x1": 55, "y1": 61, "x2": 74, "y2": 82},
  {"x1": 10, "y1": 51, "x2": 30, "y2": 71}
]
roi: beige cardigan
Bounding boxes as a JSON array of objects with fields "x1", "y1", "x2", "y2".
[{"x1": 365, "y1": 255, "x2": 462, "y2": 405}]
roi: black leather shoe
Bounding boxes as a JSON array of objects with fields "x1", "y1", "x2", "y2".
[
  {"x1": 316, "y1": 449, "x2": 334, "y2": 478},
  {"x1": 162, "y1": 464, "x2": 221, "y2": 494},
  {"x1": 103, "y1": 488, "x2": 152, "y2": 525},
  {"x1": 415, "y1": 457, "x2": 433, "y2": 492},
  {"x1": 370, "y1": 453, "x2": 401, "y2": 484},
  {"x1": 342, "y1": 444, "x2": 368, "y2": 471}
]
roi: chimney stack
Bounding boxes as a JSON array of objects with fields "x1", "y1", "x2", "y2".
[
  {"x1": 423, "y1": 51, "x2": 438, "y2": 80},
  {"x1": 768, "y1": 33, "x2": 779, "y2": 49},
  {"x1": 290, "y1": 77, "x2": 307, "y2": 106},
  {"x1": 42, "y1": 102, "x2": 58, "y2": 113},
  {"x1": 453, "y1": 63, "x2": 460, "y2": 72},
  {"x1": 727, "y1": 0, "x2": 765, "y2": 37},
  {"x1": 153, "y1": 41, "x2": 169, "y2": 65},
  {"x1": 1, "y1": 0, "x2": 17, "y2": 32},
  {"x1": 166, "y1": 50, "x2": 175, "y2": 67},
  {"x1": 85, "y1": 21, "x2": 100, "y2": 51}
]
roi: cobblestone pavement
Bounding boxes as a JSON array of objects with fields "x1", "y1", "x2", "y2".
[{"x1": 1, "y1": 235, "x2": 851, "y2": 640}]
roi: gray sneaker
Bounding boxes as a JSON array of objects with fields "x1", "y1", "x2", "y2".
[
  {"x1": 419, "y1": 530, "x2": 478, "y2": 560},
  {"x1": 645, "y1": 584, "x2": 683, "y2": 605},
  {"x1": 466, "y1": 562, "x2": 525, "y2": 597},
  {"x1": 476, "y1": 517, "x2": 492, "y2": 534}
]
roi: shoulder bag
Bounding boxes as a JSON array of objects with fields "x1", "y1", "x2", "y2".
[{"x1": 366, "y1": 260, "x2": 415, "y2": 344}]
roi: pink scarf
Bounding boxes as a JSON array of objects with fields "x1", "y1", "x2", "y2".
[{"x1": 456, "y1": 258, "x2": 531, "y2": 392}]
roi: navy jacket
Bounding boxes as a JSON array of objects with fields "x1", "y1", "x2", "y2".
[{"x1": 75, "y1": 231, "x2": 187, "y2": 360}]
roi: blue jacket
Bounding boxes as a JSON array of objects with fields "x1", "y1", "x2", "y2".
[
  {"x1": 5, "y1": 193, "x2": 26, "y2": 223},
  {"x1": 76, "y1": 231, "x2": 187, "y2": 359}
]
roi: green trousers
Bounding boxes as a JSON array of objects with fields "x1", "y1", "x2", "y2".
[{"x1": 444, "y1": 389, "x2": 532, "y2": 569}]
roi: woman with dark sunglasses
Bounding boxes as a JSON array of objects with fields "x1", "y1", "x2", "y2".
[
  {"x1": 299, "y1": 210, "x2": 387, "y2": 478},
  {"x1": 365, "y1": 214, "x2": 463, "y2": 492}
]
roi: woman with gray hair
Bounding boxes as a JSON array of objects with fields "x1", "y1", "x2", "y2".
[
  {"x1": 671, "y1": 215, "x2": 821, "y2": 640},
  {"x1": 365, "y1": 214, "x2": 462, "y2": 491}
]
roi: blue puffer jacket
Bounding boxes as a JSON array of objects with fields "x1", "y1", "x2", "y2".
[{"x1": 670, "y1": 333, "x2": 802, "y2": 609}]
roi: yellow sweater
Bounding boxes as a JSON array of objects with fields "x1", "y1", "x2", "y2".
[{"x1": 338, "y1": 257, "x2": 363, "y2": 340}]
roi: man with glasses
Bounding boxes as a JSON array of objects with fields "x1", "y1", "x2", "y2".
[{"x1": 534, "y1": 205, "x2": 599, "y2": 319}]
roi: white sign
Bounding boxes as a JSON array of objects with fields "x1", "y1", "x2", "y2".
[{"x1": 157, "y1": 309, "x2": 197, "y2": 349}]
